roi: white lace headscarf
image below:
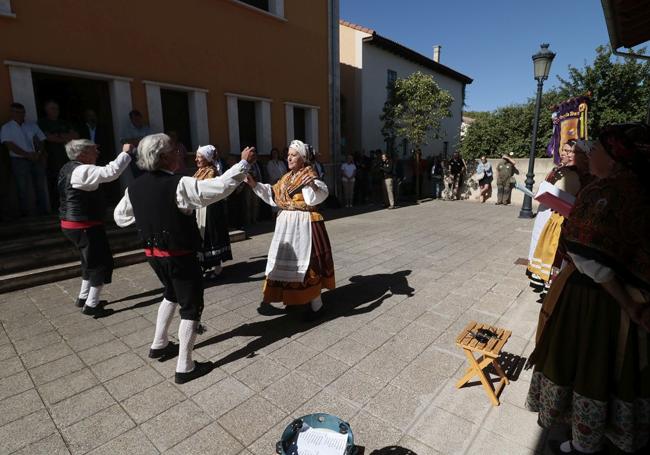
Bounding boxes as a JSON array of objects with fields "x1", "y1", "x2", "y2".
[
  {"x1": 196, "y1": 145, "x2": 216, "y2": 162},
  {"x1": 289, "y1": 139, "x2": 312, "y2": 163}
]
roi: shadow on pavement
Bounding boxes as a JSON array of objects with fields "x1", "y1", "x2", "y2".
[
  {"x1": 109, "y1": 287, "x2": 164, "y2": 304},
  {"x1": 369, "y1": 447, "x2": 418, "y2": 455},
  {"x1": 196, "y1": 270, "x2": 414, "y2": 368},
  {"x1": 204, "y1": 258, "x2": 267, "y2": 286}
]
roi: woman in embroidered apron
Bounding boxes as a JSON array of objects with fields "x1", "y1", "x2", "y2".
[
  {"x1": 193, "y1": 145, "x2": 233, "y2": 278},
  {"x1": 245, "y1": 139, "x2": 335, "y2": 320},
  {"x1": 526, "y1": 123, "x2": 650, "y2": 455},
  {"x1": 527, "y1": 140, "x2": 590, "y2": 287}
]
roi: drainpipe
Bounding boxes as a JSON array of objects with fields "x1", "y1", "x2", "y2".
[{"x1": 328, "y1": 0, "x2": 341, "y2": 197}]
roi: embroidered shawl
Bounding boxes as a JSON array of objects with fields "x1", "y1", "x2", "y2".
[
  {"x1": 563, "y1": 168, "x2": 650, "y2": 290},
  {"x1": 272, "y1": 166, "x2": 319, "y2": 211}
]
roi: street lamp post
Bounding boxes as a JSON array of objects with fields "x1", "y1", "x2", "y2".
[{"x1": 519, "y1": 43, "x2": 556, "y2": 218}]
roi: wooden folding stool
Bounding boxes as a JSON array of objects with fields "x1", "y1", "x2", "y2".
[{"x1": 455, "y1": 321, "x2": 511, "y2": 406}]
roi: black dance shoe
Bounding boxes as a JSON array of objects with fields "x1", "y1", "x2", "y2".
[
  {"x1": 76, "y1": 298, "x2": 108, "y2": 308},
  {"x1": 81, "y1": 303, "x2": 114, "y2": 318},
  {"x1": 175, "y1": 361, "x2": 214, "y2": 384},
  {"x1": 302, "y1": 305, "x2": 326, "y2": 322},
  {"x1": 148, "y1": 342, "x2": 179, "y2": 360},
  {"x1": 257, "y1": 301, "x2": 286, "y2": 316}
]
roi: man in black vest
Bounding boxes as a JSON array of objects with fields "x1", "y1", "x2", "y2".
[
  {"x1": 114, "y1": 133, "x2": 255, "y2": 384},
  {"x1": 59, "y1": 139, "x2": 134, "y2": 316}
]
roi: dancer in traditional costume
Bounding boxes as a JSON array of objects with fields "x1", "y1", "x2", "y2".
[
  {"x1": 114, "y1": 133, "x2": 255, "y2": 384},
  {"x1": 526, "y1": 123, "x2": 650, "y2": 454},
  {"x1": 527, "y1": 140, "x2": 589, "y2": 286},
  {"x1": 193, "y1": 145, "x2": 233, "y2": 279},
  {"x1": 246, "y1": 139, "x2": 335, "y2": 320},
  {"x1": 59, "y1": 139, "x2": 133, "y2": 317}
]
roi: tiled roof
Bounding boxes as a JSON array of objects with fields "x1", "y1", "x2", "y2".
[{"x1": 339, "y1": 19, "x2": 374, "y2": 34}]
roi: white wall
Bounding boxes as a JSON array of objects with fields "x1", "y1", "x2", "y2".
[{"x1": 360, "y1": 43, "x2": 465, "y2": 159}]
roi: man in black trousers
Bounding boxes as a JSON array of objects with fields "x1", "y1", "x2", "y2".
[{"x1": 114, "y1": 133, "x2": 256, "y2": 384}]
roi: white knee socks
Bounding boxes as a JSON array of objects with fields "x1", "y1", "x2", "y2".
[
  {"x1": 78, "y1": 280, "x2": 90, "y2": 299},
  {"x1": 310, "y1": 295, "x2": 323, "y2": 312},
  {"x1": 151, "y1": 298, "x2": 177, "y2": 349},
  {"x1": 86, "y1": 285, "x2": 103, "y2": 308},
  {"x1": 177, "y1": 319, "x2": 199, "y2": 373}
]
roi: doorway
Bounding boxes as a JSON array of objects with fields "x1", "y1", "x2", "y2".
[
  {"x1": 31, "y1": 72, "x2": 120, "y2": 204},
  {"x1": 161, "y1": 89, "x2": 192, "y2": 150}
]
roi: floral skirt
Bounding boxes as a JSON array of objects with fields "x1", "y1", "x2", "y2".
[
  {"x1": 526, "y1": 272, "x2": 650, "y2": 453},
  {"x1": 263, "y1": 220, "x2": 335, "y2": 306}
]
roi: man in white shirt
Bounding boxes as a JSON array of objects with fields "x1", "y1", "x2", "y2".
[
  {"x1": 0, "y1": 102, "x2": 49, "y2": 216},
  {"x1": 120, "y1": 110, "x2": 153, "y2": 185},
  {"x1": 114, "y1": 133, "x2": 256, "y2": 384},
  {"x1": 120, "y1": 110, "x2": 152, "y2": 147},
  {"x1": 340, "y1": 154, "x2": 357, "y2": 208},
  {"x1": 59, "y1": 139, "x2": 134, "y2": 317}
]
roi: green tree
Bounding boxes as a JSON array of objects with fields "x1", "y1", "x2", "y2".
[
  {"x1": 460, "y1": 45, "x2": 650, "y2": 160},
  {"x1": 557, "y1": 45, "x2": 650, "y2": 134},
  {"x1": 460, "y1": 90, "x2": 564, "y2": 160},
  {"x1": 381, "y1": 71, "x2": 454, "y2": 153}
]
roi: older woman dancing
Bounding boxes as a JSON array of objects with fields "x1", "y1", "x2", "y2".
[
  {"x1": 114, "y1": 134, "x2": 255, "y2": 384},
  {"x1": 193, "y1": 145, "x2": 233, "y2": 278},
  {"x1": 245, "y1": 139, "x2": 335, "y2": 320}
]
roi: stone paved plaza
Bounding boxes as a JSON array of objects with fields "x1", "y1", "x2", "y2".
[{"x1": 0, "y1": 200, "x2": 550, "y2": 454}]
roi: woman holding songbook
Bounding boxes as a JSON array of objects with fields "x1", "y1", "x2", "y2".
[
  {"x1": 245, "y1": 139, "x2": 335, "y2": 320},
  {"x1": 527, "y1": 140, "x2": 590, "y2": 285},
  {"x1": 526, "y1": 123, "x2": 650, "y2": 455}
]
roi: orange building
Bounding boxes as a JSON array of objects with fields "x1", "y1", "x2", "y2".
[{"x1": 0, "y1": 0, "x2": 339, "y2": 165}]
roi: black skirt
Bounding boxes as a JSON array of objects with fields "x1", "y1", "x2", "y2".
[{"x1": 199, "y1": 200, "x2": 233, "y2": 270}]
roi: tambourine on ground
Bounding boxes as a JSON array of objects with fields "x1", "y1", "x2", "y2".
[{"x1": 276, "y1": 412, "x2": 359, "y2": 455}]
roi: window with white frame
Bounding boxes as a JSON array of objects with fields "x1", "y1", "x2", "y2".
[
  {"x1": 285, "y1": 102, "x2": 319, "y2": 150},
  {"x1": 226, "y1": 93, "x2": 272, "y2": 155},
  {"x1": 233, "y1": 0, "x2": 284, "y2": 18},
  {"x1": 0, "y1": 0, "x2": 15, "y2": 17}
]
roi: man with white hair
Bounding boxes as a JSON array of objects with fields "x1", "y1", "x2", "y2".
[
  {"x1": 59, "y1": 139, "x2": 135, "y2": 317},
  {"x1": 114, "y1": 133, "x2": 255, "y2": 384}
]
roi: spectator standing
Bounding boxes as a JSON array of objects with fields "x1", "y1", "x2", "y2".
[
  {"x1": 120, "y1": 110, "x2": 152, "y2": 182},
  {"x1": 475, "y1": 155, "x2": 494, "y2": 203},
  {"x1": 495, "y1": 154, "x2": 518, "y2": 205},
  {"x1": 340, "y1": 154, "x2": 357, "y2": 208},
  {"x1": 448, "y1": 152, "x2": 466, "y2": 200},
  {"x1": 0, "y1": 102, "x2": 49, "y2": 216},
  {"x1": 430, "y1": 156, "x2": 444, "y2": 199},
  {"x1": 379, "y1": 152, "x2": 396, "y2": 209},
  {"x1": 39, "y1": 100, "x2": 77, "y2": 211}
]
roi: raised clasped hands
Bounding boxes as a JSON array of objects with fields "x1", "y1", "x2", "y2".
[
  {"x1": 122, "y1": 143, "x2": 135, "y2": 155},
  {"x1": 240, "y1": 146, "x2": 256, "y2": 164},
  {"x1": 244, "y1": 174, "x2": 257, "y2": 188}
]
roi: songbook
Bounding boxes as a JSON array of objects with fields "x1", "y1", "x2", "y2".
[
  {"x1": 534, "y1": 181, "x2": 576, "y2": 217},
  {"x1": 296, "y1": 427, "x2": 347, "y2": 455}
]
